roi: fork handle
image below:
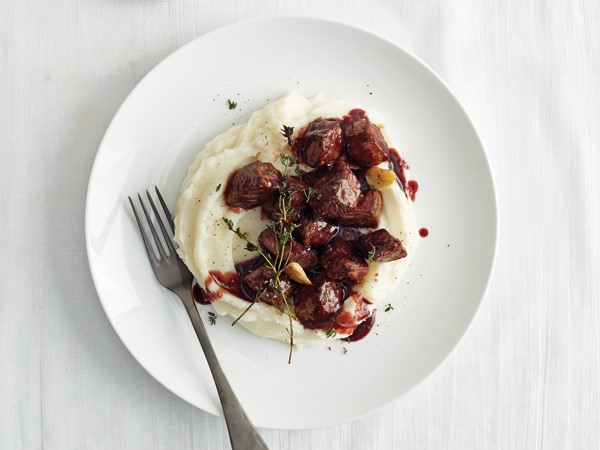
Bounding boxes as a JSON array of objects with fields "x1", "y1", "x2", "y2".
[{"x1": 174, "y1": 287, "x2": 269, "y2": 450}]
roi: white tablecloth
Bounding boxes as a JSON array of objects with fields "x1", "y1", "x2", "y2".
[{"x1": 1, "y1": 1, "x2": 599, "y2": 449}]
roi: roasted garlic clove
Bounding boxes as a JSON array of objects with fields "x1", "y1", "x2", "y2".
[
  {"x1": 365, "y1": 166, "x2": 396, "y2": 190},
  {"x1": 284, "y1": 262, "x2": 312, "y2": 285}
]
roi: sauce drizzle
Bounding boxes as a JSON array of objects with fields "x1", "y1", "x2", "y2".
[
  {"x1": 208, "y1": 270, "x2": 246, "y2": 299},
  {"x1": 345, "y1": 310, "x2": 377, "y2": 342},
  {"x1": 192, "y1": 283, "x2": 211, "y2": 305}
]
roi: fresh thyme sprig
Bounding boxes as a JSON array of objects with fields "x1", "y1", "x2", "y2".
[
  {"x1": 221, "y1": 206, "x2": 297, "y2": 363},
  {"x1": 268, "y1": 153, "x2": 304, "y2": 362},
  {"x1": 222, "y1": 217, "x2": 248, "y2": 240},
  {"x1": 221, "y1": 139, "x2": 306, "y2": 364}
]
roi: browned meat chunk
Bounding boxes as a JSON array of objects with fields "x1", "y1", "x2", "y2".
[
  {"x1": 258, "y1": 228, "x2": 318, "y2": 269},
  {"x1": 243, "y1": 264, "x2": 274, "y2": 292},
  {"x1": 258, "y1": 228, "x2": 280, "y2": 255},
  {"x1": 291, "y1": 246, "x2": 319, "y2": 270},
  {"x1": 294, "y1": 275, "x2": 344, "y2": 325},
  {"x1": 356, "y1": 229, "x2": 407, "y2": 262},
  {"x1": 336, "y1": 227, "x2": 365, "y2": 242},
  {"x1": 224, "y1": 161, "x2": 282, "y2": 209},
  {"x1": 337, "y1": 189, "x2": 382, "y2": 228},
  {"x1": 321, "y1": 238, "x2": 369, "y2": 283},
  {"x1": 243, "y1": 264, "x2": 293, "y2": 307},
  {"x1": 261, "y1": 176, "x2": 309, "y2": 222},
  {"x1": 308, "y1": 160, "x2": 361, "y2": 220},
  {"x1": 297, "y1": 217, "x2": 339, "y2": 247},
  {"x1": 300, "y1": 163, "x2": 328, "y2": 186},
  {"x1": 301, "y1": 120, "x2": 343, "y2": 167},
  {"x1": 343, "y1": 110, "x2": 389, "y2": 167}
]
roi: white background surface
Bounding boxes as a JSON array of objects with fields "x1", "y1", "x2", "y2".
[{"x1": 1, "y1": 1, "x2": 599, "y2": 449}]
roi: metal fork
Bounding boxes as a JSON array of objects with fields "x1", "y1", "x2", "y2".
[{"x1": 129, "y1": 187, "x2": 269, "y2": 450}]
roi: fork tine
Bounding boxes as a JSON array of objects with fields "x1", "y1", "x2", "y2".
[
  {"x1": 155, "y1": 186, "x2": 175, "y2": 233},
  {"x1": 137, "y1": 193, "x2": 167, "y2": 260},
  {"x1": 146, "y1": 190, "x2": 176, "y2": 257},
  {"x1": 129, "y1": 197, "x2": 159, "y2": 263}
]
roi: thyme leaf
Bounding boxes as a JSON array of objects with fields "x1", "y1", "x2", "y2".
[
  {"x1": 367, "y1": 244, "x2": 376, "y2": 262},
  {"x1": 208, "y1": 312, "x2": 217, "y2": 325},
  {"x1": 280, "y1": 154, "x2": 297, "y2": 169},
  {"x1": 304, "y1": 187, "x2": 317, "y2": 201},
  {"x1": 244, "y1": 242, "x2": 258, "y2": 252}
]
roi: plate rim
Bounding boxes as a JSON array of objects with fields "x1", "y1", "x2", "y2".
[{"x1": 85, "y1": 15, "x2": 498, "y2": 430}]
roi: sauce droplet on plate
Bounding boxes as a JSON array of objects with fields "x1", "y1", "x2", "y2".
[{"x1": 407, "y1": 180, "x2": 419, "y2": 201}]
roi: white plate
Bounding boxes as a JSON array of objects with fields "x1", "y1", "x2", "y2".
[{"x1": 85, "y1": 17, "x2": 497, "y2": 430}]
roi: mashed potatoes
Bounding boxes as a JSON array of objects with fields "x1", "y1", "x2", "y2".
[{"x1": 174, "y1": 93, "x2": 418, "y2": 348}]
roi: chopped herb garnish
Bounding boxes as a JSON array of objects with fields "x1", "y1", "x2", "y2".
[
  {"x1": 385, "y1": 303, "x2": 394, "y2": 312},
  {"x1": 326, "y1": 329, "x2": 337, "y2": 339},
  {"x1": 388, "y1": 161, "x2": 393, "y2": 170},
  {"x1": 307, "y1": 266, "x2": 322, "y2": 276},
  {"x1": 208, "y1": 312, "x2": 217, "y2": 325},
  {"x1": 343, "y1": 347, "x2": 348, "y2": 354},
  {"x1": 280, "y1": 154, "x2": 297, "y2": 168},
  {"x1": 304, "y1": 187, "x2": 317, "y2": 201},
  {"x1": 215, "y1": 183, "x2": 221, "y2": 192},
  {"x1": 227, "y1": 99, "x2": 237, "y2": 109},
  {"x1": 280, "y1": 125, "x2": 294, "y2": 146},
  {"x1": 367, "y1": 244, "x2": 376, "y2": 262}
]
